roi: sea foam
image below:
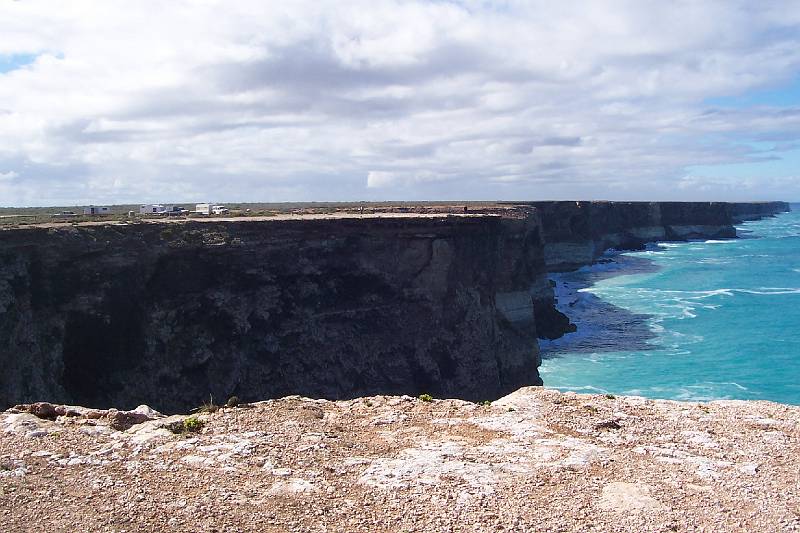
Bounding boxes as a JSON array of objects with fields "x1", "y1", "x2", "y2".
[{"x1": 541, "y1": 207, "x2": 800, "y2": 405}]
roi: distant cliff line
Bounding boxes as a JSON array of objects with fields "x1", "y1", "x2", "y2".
[
  {"x1": 0, "y1": 201, "x2": 790, "y2": 412},
  {"x1": 522, "y1": 201, "x2": 791, "y2": 271}
]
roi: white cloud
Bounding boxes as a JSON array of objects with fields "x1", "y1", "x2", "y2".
[
  {"x1": 0, "y1": 0, "x2": 799, "y2": 205},
  {"x1": 366, "y1": 171, "x2": 395, "y2": 188}
]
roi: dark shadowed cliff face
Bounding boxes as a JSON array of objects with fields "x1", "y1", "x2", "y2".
[{"x1": 0, "y1": 214, "x2": 550, "y2": 412}]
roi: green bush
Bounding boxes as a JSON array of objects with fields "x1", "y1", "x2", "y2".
[
  {"x1": 418, "y1": 394, "x2": 433, "y2": 402},
  {"x1": 182, "y1": 416, "x2": 204, "y2": 433},
  {"x1": 167, "y1": 415, "x2": 205, "y2": 435}
]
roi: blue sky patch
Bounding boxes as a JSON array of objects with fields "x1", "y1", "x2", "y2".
[
  {"x1": 688, "y1": 146, "x2": 800, "y2": 179},
  {"x1": 706, "y1": 77, "x2": 800, "y2": 108},
  {"x1": 0, "y1": 53, "x2": 38, "y2": 74}
]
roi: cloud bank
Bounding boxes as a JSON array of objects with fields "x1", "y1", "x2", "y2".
[{"x1": 1, "y1": 0, "x2": 800, "y2": 205}]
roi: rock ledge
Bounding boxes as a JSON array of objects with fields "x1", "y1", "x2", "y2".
[{"x1": 2, "y1": 387, "x2": 798, "y2": 532}]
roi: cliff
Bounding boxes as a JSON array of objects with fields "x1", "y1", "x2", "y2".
[
  {"x1": 0, "y1": 213, "x2": 548, "y2": 412},
  {"x1": 728, "y1": 201, "x2": 792, "y2": 222},
  {"x1": 0, "y1": 201, "x2": 790, "y2": 411},
  {"x1": 524, "y1": 201, "x2": 790, "y2": 271}
]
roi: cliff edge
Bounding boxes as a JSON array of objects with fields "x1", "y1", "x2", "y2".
[
  {"x1": 0, "y1": 213, "x2": 548, "y2": 412},
  {"x1": 2, "y1": 388, "x2": 798, "y2": 532}
]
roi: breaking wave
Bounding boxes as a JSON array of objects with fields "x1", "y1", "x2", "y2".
[{"x1": 541, "y1": 207, "x2": 800, "y2": 405}]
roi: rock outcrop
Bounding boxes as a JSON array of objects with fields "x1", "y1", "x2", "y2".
[
  {"x1": 0, "y1": 213, "x2": 548, "y2": 412},
  {"x1": 0, "y1": 201, "x2": 790, "y2": 411}
]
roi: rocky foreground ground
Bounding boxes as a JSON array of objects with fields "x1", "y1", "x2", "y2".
[{"x1": 1, "y1": 388, "x2": 799, "y2": 532}]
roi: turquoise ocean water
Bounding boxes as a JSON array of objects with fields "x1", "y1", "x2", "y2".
[{"x1": 539, "y1": 205, "x2": 800, "y2": 404}]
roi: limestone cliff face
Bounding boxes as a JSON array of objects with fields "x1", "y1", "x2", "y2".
[
  {"x1": 525, "y1": 201, "x2": 789, "y2": 271},
  {"x1": 0, "y1": 215, "x2": 547, "y2": 412},
  {"x1": 728, "y1": 202, "x2": 792, "y2": 222}
]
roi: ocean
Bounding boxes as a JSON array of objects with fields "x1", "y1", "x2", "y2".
[{"x1": 539, "y1": 204, "x2": 800, "y2": 404}]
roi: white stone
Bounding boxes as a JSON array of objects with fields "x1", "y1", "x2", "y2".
[
  {"x1": 30, "y1": 450, "x2": 54, "y2": 458},
  {"x1": 180, "y1": 455, "x2": 208, "y2": 466},
  {"x1": 358, "y1": 442, "x2": 496, "y2": 495},
  {"x1": 268, "y1": 478, "x2": 316, "y2": 495},
  {"x1": 372, "y1": 412, "x2": 408, "y2": 425},
  {"x1": 598, "y1": 482, "x2": 666, "y2": 514},
  {"x1": 131, "y1": 405, "x2": 163, "y2": 419},
  {"x1": 740, "y1": 463, "x2": 759, "y2": 475},
  {"x1": 0, "y1": 467, "x2": 26, "y2": 478}
]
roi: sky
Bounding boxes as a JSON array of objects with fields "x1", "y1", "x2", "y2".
[{"x1": 1, "y1": 1, "x2": 800, "y2": 206}]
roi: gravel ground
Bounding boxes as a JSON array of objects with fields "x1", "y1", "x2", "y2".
[{"x1": 1, "y1": 387, "x2": 799, "y2": 532}]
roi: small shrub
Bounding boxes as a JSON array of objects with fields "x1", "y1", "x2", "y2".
[
  {"x1": 193, "y1": 395, "x2": 219, "y2": 414},
  {"x1": 604, "y1": 394, "x2": 616, "y2": 400},
  {"x1": 507, "y1": 407, "x2": 516, "y2": 413},
  {"x1": 182, "y1": 416, "x2": 204, "y2": 433},
  {"x1": 168, "y1": 416, "x2": 205, "y2": 435},
  {"x1": 480, "y1": 400, "x2": 492, "y2": 407},
  {"x1": 225, "y1": 396, "x2": 240, "y2": 408},
  {"x1": 418, "y1": 394, "x2": 433, "y2": 402}
]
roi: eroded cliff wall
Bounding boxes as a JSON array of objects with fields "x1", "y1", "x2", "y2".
[
  {"x1": 0, "y1": 214, "x2": 548, "y2": 411},
  {"x1": 525, "y1": 201, "x2": 789, "y2": 271},
  {"x1": 728, "y1": 202, "x2": 792, "y2": 222}
]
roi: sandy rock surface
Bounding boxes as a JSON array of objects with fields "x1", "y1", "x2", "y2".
[{"x1": 1, "y1": 387, "x2": 799, "y2": 532}]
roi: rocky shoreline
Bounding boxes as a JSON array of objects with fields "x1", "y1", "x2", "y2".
[{"x1": 2, "y1": 387, "x2": 799, "y2": 532}]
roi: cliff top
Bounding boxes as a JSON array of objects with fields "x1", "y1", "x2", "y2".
[
  {"x1": 1, "y1": 200, "x2": 789, "y2": 231},
  {"x1": 2, "y1": 388, "x2": 799, "y2": 532},
  {"x1": 1, "y1": 211, "x2": 508, "y2": 231}
]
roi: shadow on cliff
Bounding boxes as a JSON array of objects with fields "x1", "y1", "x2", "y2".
[
  {"x1": 539, "y1": 254, "x2": 660, "y2": 357},
  {"x1": 0, "y1": 217, "x2": 551, "y2": 414}
]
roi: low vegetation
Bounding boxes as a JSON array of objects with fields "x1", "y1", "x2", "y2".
[
  {"x1": 182, "y1": 416, "x2": 204, "y2": 432},
  {"x1": 193, "y1": 396, "x2": 219, "y2": 414},
  {"x1": 225, "y1": 396, "x2": 240, "y2": 408},
  {"x1": 168, "y1": 415, "x2": 205, "y2": 435}
]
